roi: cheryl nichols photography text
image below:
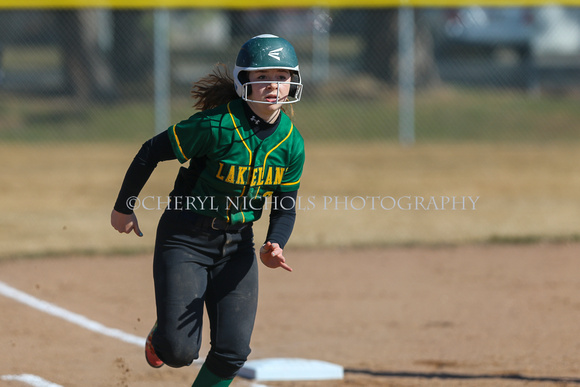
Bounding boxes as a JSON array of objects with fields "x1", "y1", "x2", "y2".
[{"x1": 127, "y1": 195, "x2": 480, "y2": 212}]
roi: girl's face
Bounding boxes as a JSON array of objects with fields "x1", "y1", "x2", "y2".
[{"x1": 247, "y1": 69, "x2": 292, "y2": 117}]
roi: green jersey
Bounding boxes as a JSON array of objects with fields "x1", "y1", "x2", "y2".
[{"x1": 167, "y1": 99, "x2": 305, "y2": 224}]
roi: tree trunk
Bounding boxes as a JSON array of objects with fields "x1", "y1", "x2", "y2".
[
  {"x1": 362, "y1": 9, "x2": 439, "y2": 88},
  {"x1": 57, "y1": 10, "x2": 116, "y2": 101},
  {"x1": 58, "y1": 11, "x2": 90, "y2": 100},
  {"x1": 112, "y1": 11, "x2": 151, "y2": 85}
]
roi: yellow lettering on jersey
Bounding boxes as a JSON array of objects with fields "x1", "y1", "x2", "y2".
[
  {"x1": 250, "y1": 167, "x2": 260, "y2": 186},
  {"x1": 257, "y1": 166, "x2": 265, "y2": 185},
  {"x1": 225, "y1": 165, "x2": 236, "y2": 184},
  {"x1": 274, "y1": 167, "x2": 285, "y2": 185},
  {"x1": 264, "y1": 167, "x2": 273, "y2": 185},
  {"x1": 216, "y1": 162, "x2": 226, "y2": 181},
  {"x1": 236, "y1": 166, "x2": 248, "y2": 185}
]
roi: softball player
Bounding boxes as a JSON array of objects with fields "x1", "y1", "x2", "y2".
[{"x1": 111, "y1": 34, "x2": 304, "y2": 386}]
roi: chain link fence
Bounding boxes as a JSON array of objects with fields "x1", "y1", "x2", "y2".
[
  {"x1": 1, "y1": 6, "x2": 580, "y2": 256},
  {"x1": 2, "y1": 6, "x2": 580, "y2": 145}
]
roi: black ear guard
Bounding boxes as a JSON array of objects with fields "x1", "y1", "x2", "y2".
[
  {"x1": 289, "y1": 72, "x2": 299, "y2": 98},
  {"x1": 239, "y1": 72, "x2": 252, "y2": 95}
]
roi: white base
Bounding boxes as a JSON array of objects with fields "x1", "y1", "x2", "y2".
[{"x1": 238, "y1": 358, "x2": 344, "y2": 381}]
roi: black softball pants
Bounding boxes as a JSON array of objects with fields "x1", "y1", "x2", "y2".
[{"x1": 150, "y1": 209, "x2": 258, "y2": 379}]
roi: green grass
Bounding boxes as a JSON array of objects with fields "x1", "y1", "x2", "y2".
[
  {"x1": 295, "y1": 87, "x2": 580, "y2": 144},
  {"x1": 2, "y1": 85, "x2": 580, "y2": 144},
  {"x1": 413, "y1": 88, "x2": 580, "y2": 143},
  {"x1": 2, "y1": 46, "x2": 62, "y2": 70},
  {"x1": 0, "y1": 97, "x2": 156, "y2": 143}
]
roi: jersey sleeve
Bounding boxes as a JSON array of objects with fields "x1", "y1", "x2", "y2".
[
  {"x1": 113, "y1": 132, "x2": 177, "y2": 214},
  {"x1": 278, "y1": 135, "x2": 305, "y2": 192},
  {"x1": 167, "y1": 113, "x2": 214, "y2": 163}
]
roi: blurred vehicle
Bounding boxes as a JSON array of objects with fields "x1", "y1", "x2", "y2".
[
  {"x1": 437, "y1": 6, "x2": 580, "y2": 60},
  {"x1": 533, "y1": 6, "x2": 580, "y2": 58},
  {"x1": 443, "y1": 7, "x2": 534, "y2": 56}
]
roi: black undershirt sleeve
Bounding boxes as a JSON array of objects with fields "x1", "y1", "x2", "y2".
[
  {"x1": 265, "y1": 190, "x2": 298, "y2": 249},
  {"x1": 113, "y1": 131, "x2": 176, "y2": 214}
]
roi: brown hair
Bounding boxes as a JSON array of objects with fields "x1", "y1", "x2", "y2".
[
  {"x1": 191, "y1": 63, "x2": 239, "y2": 111},
  {"x1": 191, "y1": 63, "x2": 294, "y2": 116}
]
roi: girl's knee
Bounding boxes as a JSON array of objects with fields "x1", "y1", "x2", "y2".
[
  {"x1": 154, "y1": 335, "x2": 200, "y2": 368},
  {"x1": 205, "y1": 349, "x2": 250, "y2": 379}
]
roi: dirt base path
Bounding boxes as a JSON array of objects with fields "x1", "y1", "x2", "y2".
[{"x1": 2, "y1": 243, "x2": 580, "y2": 387}]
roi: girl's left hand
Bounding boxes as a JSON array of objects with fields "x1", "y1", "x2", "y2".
[{"x1": 259, "y1": 242, "x2": 293, "y2": 272}]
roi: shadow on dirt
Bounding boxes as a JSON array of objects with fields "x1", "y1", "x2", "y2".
[{"x1": 345, "y1": 369, "x2": 580, "y2": 384}]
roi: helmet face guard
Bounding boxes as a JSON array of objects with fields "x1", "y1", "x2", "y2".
[
  {"x1": 239, "y1": 80, "x2": 303, "y2": 105},
  {"x1": 234, "y1": 34, "x2": 302, "y2": 105}
]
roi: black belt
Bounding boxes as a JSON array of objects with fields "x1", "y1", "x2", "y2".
[
  {"x1": 210, "y1": 217, "x2": 249, "y2": 232},
  {"x1": 180, "y1": 210, "x2": 249, "y2": 232}
]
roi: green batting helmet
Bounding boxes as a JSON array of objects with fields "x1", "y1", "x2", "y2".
[{"x1": 233, "y1": 34, "x2": 302, "y2": 104}]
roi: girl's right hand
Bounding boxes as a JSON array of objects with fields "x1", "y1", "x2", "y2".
[
  {"x1": 259, "y1": 241, "x2": 292, "y2": 272},
  {"x1": 110, "y1": 209, "x2": 143, "y2": 237}
]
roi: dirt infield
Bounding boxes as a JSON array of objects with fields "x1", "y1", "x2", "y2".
[
  {"x1": 2, "y1": 242, "x2": 580, "y2": 387},
  {"x1": 1, "y1": 140, "x2": 580, "y2": 386}
]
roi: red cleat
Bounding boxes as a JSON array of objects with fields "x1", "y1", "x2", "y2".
[{"x1": 145, "y1": 322, "x2": 164, "y2": 368}]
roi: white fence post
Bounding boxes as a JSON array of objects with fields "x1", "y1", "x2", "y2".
[
  {"x1": 398, "y1": 6, "x2": 415, "y2": 145},
  {"x1": 154, "y1": 9, "x2": 171, "y2": 135}
]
